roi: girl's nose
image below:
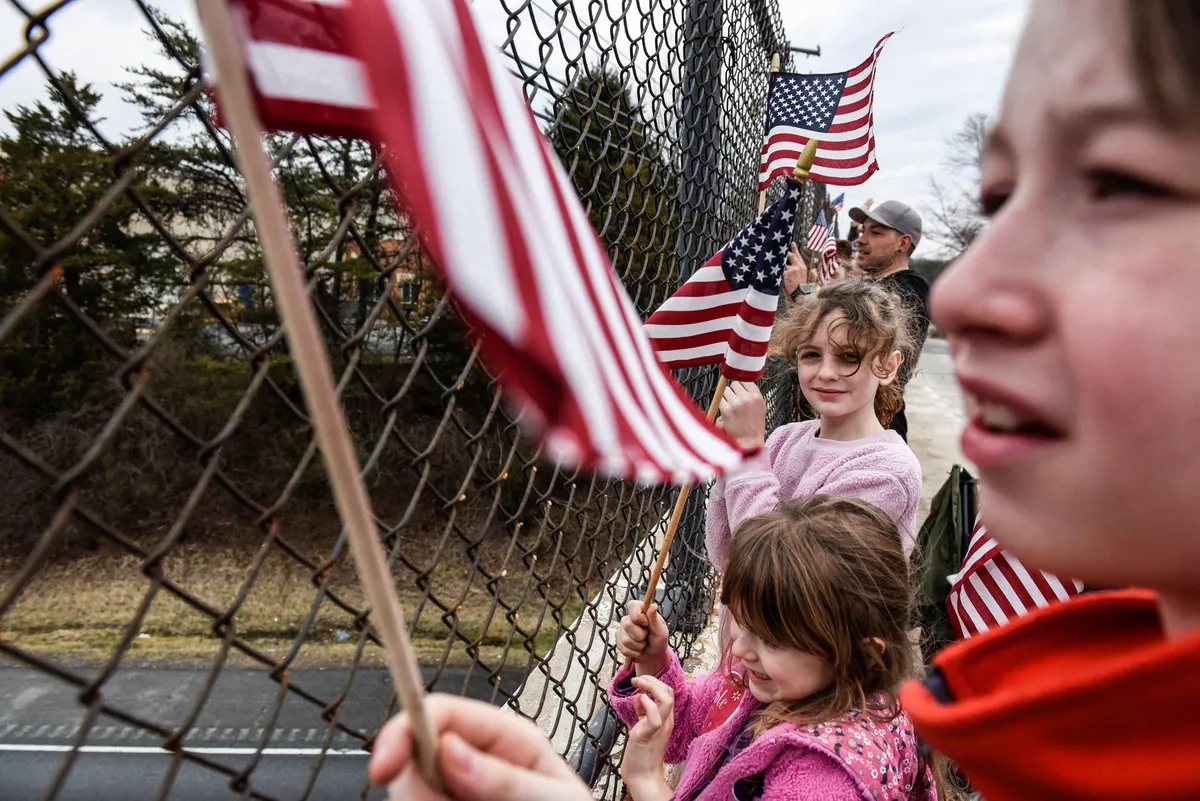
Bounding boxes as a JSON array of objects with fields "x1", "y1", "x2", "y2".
[
  {"x1": 730, "y1": 630, "x2": 753, "y2": 661},
  {"x1": 932, "y1": 197, "x2": 1053, "y2": 347}
]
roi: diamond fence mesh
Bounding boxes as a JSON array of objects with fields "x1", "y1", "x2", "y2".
[{"x1": 0, "y1": 1, "x2": 834, "y2": 798}]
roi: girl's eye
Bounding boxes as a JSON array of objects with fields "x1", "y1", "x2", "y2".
[
  {"x1": 761, "y1": 639, "x2": 780, "y2": 651},
  {"x1": 1085, "y1": 169, "x2": 1171, "y2": 201},
  {"x1": 799, "y1": 350, "x2": 819, "y2": 361},
  {"x1": 978, "y1": 186, "x2": 1011, "y2": 217},
  {"x1": 839, "y1": 351, "x2": 861, "y2": 364}
]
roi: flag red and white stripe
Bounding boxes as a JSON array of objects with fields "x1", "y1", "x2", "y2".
[
  {"x1": 820, "y1": 237, "x2": 839, "y2": 284},
  {"x1": 214, "y1": 0, "x2": 371, "y2": 139},
  {"x1": 644, "y1": 183, "x2": 799, "y2": 383},
  {"x1": 805, "y1": 210, "x2": 839, "y2": 284},
  {"x1": 215, "y1": 0, "x2": 743, "y2": 483},
  {"x1": 805, "y1": 210, "x2": 830, "y2": 252},
  {"x1": 758, "y1": 33, "x2": 893, "y2": 189},
  {"x1": 946, "y1": 516, "x2": 1086, "y2": 640}
]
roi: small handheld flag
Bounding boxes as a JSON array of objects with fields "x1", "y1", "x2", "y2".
[
  {"x1": 806, "y1": 211, "x2": 838, "y2": 284},
  {"x1": 807, "y1": 209, "x2": 830, "y2": 252},
  {"x1": 644, "y1": 181, "x2": 802, "y2": 383}
]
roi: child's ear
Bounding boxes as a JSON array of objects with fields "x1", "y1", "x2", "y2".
[
  {"x1": 862, "y1": 636, "x2": 888, "y2": 666},
  {"x1": 879, "y1": 350, "x2": 903, "y2": 386}
]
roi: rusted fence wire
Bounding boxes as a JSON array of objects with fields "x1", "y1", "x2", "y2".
[{"x1": 0, "y1": 1, "x2": 833, "y2": 798}]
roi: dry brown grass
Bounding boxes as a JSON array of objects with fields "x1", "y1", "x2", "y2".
[{"x1": 0, "y1": 522, "x2": 592, "y2": 670}]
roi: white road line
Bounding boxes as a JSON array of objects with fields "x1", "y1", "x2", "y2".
[{"x1": 0, "y1": 744, "x2": 369, "y2": 757}]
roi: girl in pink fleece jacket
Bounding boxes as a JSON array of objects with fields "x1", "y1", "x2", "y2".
[
  {"x1": 708, "y1": 281, "x2": 922, "y2": 570},
  {"x1": 611, "y1": 495, "x2": 937, "y2": 801}
]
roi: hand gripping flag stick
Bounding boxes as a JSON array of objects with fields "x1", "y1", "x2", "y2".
[
  {"x1": 624, "y1": 139, "x2": 819, "y2": 673},
  {"x1": 194, "y1": 0, "x2": 443, "y2": 790}
]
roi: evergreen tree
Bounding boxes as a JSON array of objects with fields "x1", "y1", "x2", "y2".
[
  {"x1": 0, "y1": 74, "x2": 176, "y2": 417},
  {"x1": 547, "y1": 70, "x2": 680, "y2": 313}
]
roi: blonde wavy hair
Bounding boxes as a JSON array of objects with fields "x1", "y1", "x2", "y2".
[{"x1": 769, "y1": 280, "x2": 913, "y2": 427}]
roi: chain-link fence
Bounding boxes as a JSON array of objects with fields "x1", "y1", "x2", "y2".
[{"x1": 0, "y1": 1, "x2": 830, "y2": 798}]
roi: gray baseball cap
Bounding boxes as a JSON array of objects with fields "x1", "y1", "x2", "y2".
[{"x1": 849, "y1": 200, "x2": 922, "y2": 249}]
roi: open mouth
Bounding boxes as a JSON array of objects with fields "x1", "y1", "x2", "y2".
[
  {"x1": 746, "y1": 668, "x2": 771, "y2": 683},
  {"x1": 974, "y1": 398, "x2": 1061, "y2": 438},
  {"x1": 961, "y1": 383, "x2": 1065, "y2": 464}
]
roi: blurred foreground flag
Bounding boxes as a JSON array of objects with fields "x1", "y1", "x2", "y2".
[{"x1": 211, "y1": 0, "x2": 742, "y2": 484}]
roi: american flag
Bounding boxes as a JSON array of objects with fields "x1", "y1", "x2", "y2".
[
  {"x1": 806, "y1": 209, "x2": 832, "y2": 252},
  {"x1": 758, "y1": 33, "x2": 894, "y2": 190},
  {"x1": 216, "y1": 0, "x2": 371, "y2": 139},
  {"x1": 804, "y1": 211, "x2": 839, "y2": 283},
  {"x1": 214, "y1": 0, "x2": 743, "y2": 484},
  {"x1": 947, "y1": 517, "x2": 1086, "y2": 640},
  {"x1": 831, "y1": 193, "x2": 845, "y2": 212},
  {"x1": 820, "y1": 238, "x2": 839, "y2": 284},
  {"x1": 643, "y1": 181, "x2": 800, "y2": 383}
]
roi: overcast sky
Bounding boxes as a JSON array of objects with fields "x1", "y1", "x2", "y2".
[
  {"x1": 0, "y1": 0, "x2": 1030, "y2": 255},
  {"x1": 778, "y1": 0, "x2": 1030, "y2": 248}
]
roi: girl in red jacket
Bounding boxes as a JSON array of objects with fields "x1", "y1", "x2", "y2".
[{"x1": 900, "y1": 2, "x2": 1200, "y2": 799}]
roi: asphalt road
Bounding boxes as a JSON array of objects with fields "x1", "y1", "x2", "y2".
[{"x1": 0, "y1": 663, "x2": 528, "y2": 800}]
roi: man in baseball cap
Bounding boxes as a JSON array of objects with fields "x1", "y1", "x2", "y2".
[{"x1": 848, "y1": 200, "x2": 931, "y2": 443}]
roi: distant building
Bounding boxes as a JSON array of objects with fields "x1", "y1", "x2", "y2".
[{"x1": 343, "y1": 237, "x2": 426, "y2": 308}]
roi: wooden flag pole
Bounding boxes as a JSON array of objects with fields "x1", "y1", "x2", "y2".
[
  {"x1": 195, "y1": 1, "x2": 442, "y2": 791},
  {"x1": 623, "y1": 139, "x2": 819, "y2": 673},
  {"x1": 757, "y1": 53, "x2": 782, "y2": 215}
]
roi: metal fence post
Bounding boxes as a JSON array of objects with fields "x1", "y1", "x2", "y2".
[
  {"x1": 665, "y1": 0, "x2": 728, "y2": 640},
  {"x1": 676, "y1": 0, "x2": 727, "y2": 280}
]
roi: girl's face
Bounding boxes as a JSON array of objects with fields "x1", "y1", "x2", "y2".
[
  {"x1": 797, "y1": 311, "x2": 899, "y2": 423},
  {"x1": 933, "y1": 1, "x2": 1200, "y2": 601},
  {"x1": 729, "y1": 618, "x2": 833, "y2": 705}
]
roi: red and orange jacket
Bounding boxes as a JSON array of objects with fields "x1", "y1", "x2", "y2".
[{"x1": 902, "y1": 589, "x2": 1200, "y2": 800}]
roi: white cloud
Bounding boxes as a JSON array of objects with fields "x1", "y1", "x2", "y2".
[{"x1": 779, "y1": 0, "x2": 1030, "y2": 253}]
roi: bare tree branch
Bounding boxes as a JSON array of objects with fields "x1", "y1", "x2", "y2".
[{"x1": 926, "y1": 112, "x2": 989, "y2": 257}]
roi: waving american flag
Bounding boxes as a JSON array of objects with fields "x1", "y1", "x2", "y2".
[
  {"x1": 216, "y1": 0, "x2": 369, "y2": 139},
  {"x1": 758, "y1": 33, "x2": 893, "y2": 189},
  {"x1": 644, "y1": 181, "x2": 800, "y2": 383},
  {"x1": 213, "y1": 0, "x2": 742, "y2": 484},
  {"x1": 805, "y1": 210, "x2": 839, "y2": 284}
]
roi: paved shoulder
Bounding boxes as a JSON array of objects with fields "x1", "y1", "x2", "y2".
[{"x1": 906, "y1": 338, "x2": 975, "y2": 520}]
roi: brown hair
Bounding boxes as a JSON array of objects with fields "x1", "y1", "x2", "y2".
[
  {"x1": 769, "y1": 280, "x2": 912, "y2": 427},
  {"x1": 1127, "y1": 2, "x2": 1200, "y2": 126},
  {"x1": 719, "y1": 495, "x2": 916, "y2": 734}
]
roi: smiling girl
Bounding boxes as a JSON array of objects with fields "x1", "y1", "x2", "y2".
[
  {"x1": 707, "y1": 281, "x2": 923, "y2": 582},
  {"x1": 612, "y1": 496, "x2": 936, "y2": 801},
  {"x1": 900, "y1": 2, "x2": 1200, "y2": 799}
]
